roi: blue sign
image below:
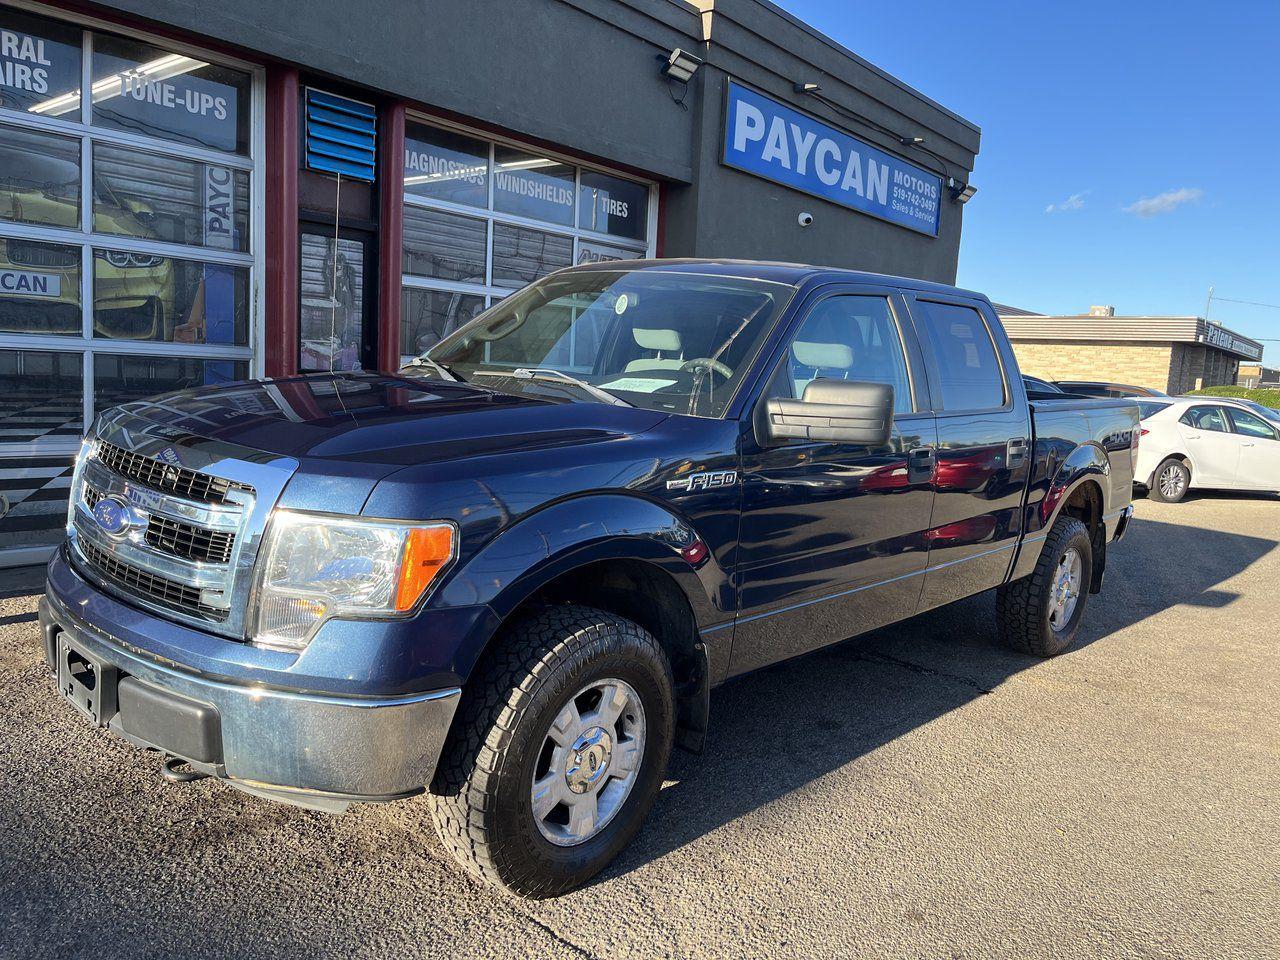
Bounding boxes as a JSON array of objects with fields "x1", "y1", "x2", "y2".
[{"x1": 722, "y1": 81, "x2": 942, "y2": 237}]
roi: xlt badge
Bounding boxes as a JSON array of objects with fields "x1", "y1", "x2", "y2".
[{"x1": 666, "y1": 470, "x2": 738, "y2": 492}]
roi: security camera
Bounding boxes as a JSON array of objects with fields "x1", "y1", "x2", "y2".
[{"x1": 798, "y1": 212, "x2": 814, "y2": 227}]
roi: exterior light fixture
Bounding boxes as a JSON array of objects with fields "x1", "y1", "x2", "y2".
[
  {"x1": 793, "y1": 81, "x2": 821, "y2": 94},
  {"x1": 660, "y1": 48, "x2": 704, "y2": 83},
  {"x1": 948, "y1": 177, "x2": 978, "y2": 203}
]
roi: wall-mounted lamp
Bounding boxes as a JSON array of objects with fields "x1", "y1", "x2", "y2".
[
  {"x1": 793, "y1": 81, "x2": 821, "y2": 95},
  {"x1": 948, "y1": 177, "x2": 978, "y2": 204},
  {"x1": 660, "y1": 48, "x2": 704, "y2": 83}
]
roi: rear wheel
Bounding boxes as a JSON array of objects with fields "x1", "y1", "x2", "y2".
[
  {"x1": 1150, "y1": 457, "x2": 1190, "y2": 503},
  {"x1": 428, "y1": 605, "x2": 674, "y2": 898},
  {"x1": 996, "y1": 516, "x2": 1093, "y2": 657}
]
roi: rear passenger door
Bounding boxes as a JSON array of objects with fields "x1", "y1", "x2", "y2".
[
  {"x1": 1176, "y1": 404, "x2": 1240, "y2": 486},
  {"x1": 905, "y1": 294, "x2": 1033, "y2": 611}
]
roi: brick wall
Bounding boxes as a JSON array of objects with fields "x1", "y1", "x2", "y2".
[{"x1": 1009, "y1": 340, "x2": 1175, "y2": 392}]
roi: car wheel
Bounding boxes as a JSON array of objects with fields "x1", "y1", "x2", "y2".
[
  {"x1": 428, "y1": 605, "x2": 674, "y2": 898},
  {"x1": 996, "y1": 516, "x2": 1093, "y2": 657},
  {"x1": 1150, "y1": 457, "x2": 1190, "y2": 503}
]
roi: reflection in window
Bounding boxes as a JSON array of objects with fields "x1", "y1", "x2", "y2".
[
  {"x1": 403, "y1": 122, "x2": 489, "y2": 208},
  {"x1": 0, "y1": 237, "x2": 81, "y2": 335},
  {"x1": 300, "y1": 234, "x2": 364, "y2": 372},
  {"x1": 90, "y1": 33, "x2": 251, "y2": 154},
  {"x1": 92, "y1": 250, "x2": 248, "y2": 345},
  {"x1": 492, "y1": 223, "x2": 571, "y2": 289},
  {"x1": 0, "y1": 8, "x2": 82, "y2": 116},
  {"x1": 0, "y1": 123, "x2": 80, "y2": 229},
  {"x1": 916, "y1": 301, "x2": 1006, "y2": 411},
  {"x1": 401, "y1": 287, "x2": 485, "y2": 362},
  {"x1": 93, "y1": 143, "x2": 250, "y2": 251},
  {"x1": 0, "y1": 348, "x2": 82, "y2": 440},
  {"x1": 93, "y1": 355, "x2": 248, "y2": 411},
  {"x1": 402, "y1": 206, "x2": 487, "y2": 284},
  {"x1": 493, "y1": 148, "x2": 575, "y2": 225},
  {"x1": 577, "y1": 170, "x2": 647, "y2": 241}
]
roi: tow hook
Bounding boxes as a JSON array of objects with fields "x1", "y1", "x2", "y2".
[{"x1": 160, "y1": 755, "x2": 209, "y2": 784}]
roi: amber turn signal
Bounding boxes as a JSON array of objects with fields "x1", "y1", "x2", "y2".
[{"x1": 395, "y1": 524, "x2": 456, "y2": 611}]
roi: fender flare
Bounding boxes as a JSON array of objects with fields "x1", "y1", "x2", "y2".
[{"x1": 1012, "y1": 442, "x2": 1111, "y2": 585}]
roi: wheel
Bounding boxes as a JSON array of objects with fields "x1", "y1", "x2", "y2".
[
  {"x1": 428, "y1": 605, "x2": 674, "y2": 898},
  {"x1": 1149, "y1": 458, "x2": 1190, "y2": 503},
  {"x1": 996, "y1": 516, "x2": 1093, "y2": 657}
]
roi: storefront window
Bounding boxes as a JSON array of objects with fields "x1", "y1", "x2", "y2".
[
  {"x1": 0, "y1": 237, "x2": 81, "y2": 335},
  {"x1": 93, "y1": 142, "x2": 250, "y2": 251},
  {"x1": 0, "y1": 8, "x2": 81, "y2": 116},
  {"x1": 578, "y1": 170, "x2": 647, "y2": 241},
  {"x1": 92, "y1": 250, "x2": 248, "y2": 345},
  {"x1": 403, "y1": 206, "x2": 486, "y2": 284},
  {"x1": 94, "y1": 354, "x2": 249, "y2": 409},
  {"x1": 401, "y1": 287, "x2": 485, "y2": 360},
  {"x1": 493, "y1": 147, "x2": 575, "y2": 225},
  {"x1": 404, "y1": 122, "x2": 488, "y2": 208},
  {"x1": 576, "y1": 238, "x2": 645, "y2": 266},
  {"x1": 0, "y1": 123, "x2": 80, "y2": 229},
  {"x1": 0, "y1": 348, "x2": 82, "y2": 439},
  {"x1": 90, "y1": 33, "x2": 251, "y2": 155},
  {"x1": 492, "y1": 223, "x2": 571, "y2": 288},
  {"x1": 300, "y1": 234, "x2": 365, "y2": 372}
]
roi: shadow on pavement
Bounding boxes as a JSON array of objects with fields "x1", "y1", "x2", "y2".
[{"x1": 604, "y1": 515, "x2": 1277, "y2": 879}]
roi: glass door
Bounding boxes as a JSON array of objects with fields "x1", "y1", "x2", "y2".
[{"x1": 298, "y1": 227, "x2": 376, "y2": 373}]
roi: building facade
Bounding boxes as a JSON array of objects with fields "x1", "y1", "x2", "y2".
[
  {"x1": 1237, "y1": 363, "x2": 1280, "y2": 389},
  {"x1": 998, "y1": 310, "x2": 1265, "y2": 395},
  {"x1": 0, "y1": 0, "x2": 981, "y2": 563}
]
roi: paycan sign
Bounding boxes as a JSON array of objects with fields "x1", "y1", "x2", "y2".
[{"x1": 722, "y1": 81, "x2": 942, "y2": 237}]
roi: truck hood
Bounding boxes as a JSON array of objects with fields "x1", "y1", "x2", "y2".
[{"x1": 115, "y1": 372, "x2": 669, "y2": 469}]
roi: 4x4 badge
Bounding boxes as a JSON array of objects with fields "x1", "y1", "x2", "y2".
[{"x1": 666, "y1": 470, "x2": 738, "y2": 492}]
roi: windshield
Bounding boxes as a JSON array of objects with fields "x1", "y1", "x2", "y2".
[{"x1": 423, "y1": 269, "x2": 796, "y2": 417}]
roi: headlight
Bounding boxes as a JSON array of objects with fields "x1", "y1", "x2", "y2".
[
  {"x1": 100, "y1": 250, "x2": 165, "y2": 269},
  {"x1": 250, "y1": 511, "x2": 456, "y2": 651},
  {"x1": 66, "y1": 437, "x2": 95, "y2": 535}
]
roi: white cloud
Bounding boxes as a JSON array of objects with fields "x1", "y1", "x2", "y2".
[
  {"x1": 1045, "y1": 191, "x2": 1088, "y2": 214},
  {"x1": 1122, "y1": 187, "x2": 1204, "y2": 218}
]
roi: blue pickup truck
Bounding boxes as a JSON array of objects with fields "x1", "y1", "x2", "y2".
[{"x1": 41, "y1": 260, "x2": 1136, "y2": 896}]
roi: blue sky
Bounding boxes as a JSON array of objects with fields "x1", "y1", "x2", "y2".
[{"x1": 775, "y1": 0, "x2": 1280, "y2": 352}]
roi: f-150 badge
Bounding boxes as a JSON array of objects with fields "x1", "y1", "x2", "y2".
[{"x1": 666, "y1": 470, "x2": 738, "y2": 492}]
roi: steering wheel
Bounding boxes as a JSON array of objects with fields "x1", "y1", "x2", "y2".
[{"x1": 680, "y1": 357, "x2": 733, "y2": 380}]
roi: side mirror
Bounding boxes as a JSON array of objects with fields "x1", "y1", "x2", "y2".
[{"x1": 764, "y1": 379, "x2": 894, "y2": 446}]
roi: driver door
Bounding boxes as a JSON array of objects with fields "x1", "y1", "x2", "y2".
[{"x1": 730, "y1": 286, "x2": 938, "y2": 677}]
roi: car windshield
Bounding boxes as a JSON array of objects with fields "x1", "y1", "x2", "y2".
[
  {"x1": 1136, "y1": 400, "x2": 1172, "y2": 419},
  {"x1": 423, "y1": 269, "x2": 796, "y2": 417}
]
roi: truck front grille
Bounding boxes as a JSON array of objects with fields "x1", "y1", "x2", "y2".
[
  {"x1": 96, "y1": 440, "x2": 245, "y2": 505},
  {"x1": 145, "y1": 514, "x2": 236, "y2": 565},
  {"x1": 78, "y1": 538, "x2": 225, "y2": 620}
]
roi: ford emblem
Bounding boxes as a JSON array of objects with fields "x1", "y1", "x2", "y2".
[{"x1": 91, "y1": 495, "x2": 138, "y2": 540}]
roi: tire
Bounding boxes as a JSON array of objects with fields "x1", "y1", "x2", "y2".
[
  {"x1": 428, "y1": 604, "x2": 674, "y2": 898},
  {"x1": 996, "y1": 516, "x2": 1093, "y2": 657},
  {"x1": 1149, "y1": 457, "x2": 1191, "y2": 503}
]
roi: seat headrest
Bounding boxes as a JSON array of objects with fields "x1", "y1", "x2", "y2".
[
  {"x1": 632, "y1": 328, "x2": 682, "y2": 352},
  {"x1": 792, "y1": 341, "x2": 853, "y2": 369}
]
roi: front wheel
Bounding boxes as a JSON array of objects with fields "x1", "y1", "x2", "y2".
[
  {"x1": 1149, "y1": 457, "x2": 1191, "y2": 503},
  {"x1": 428, "y1": 605, "x2": 674, "y2": 898},
  {"x1": 996, "y1": 516, "x2": 1093, "y2": 657}
]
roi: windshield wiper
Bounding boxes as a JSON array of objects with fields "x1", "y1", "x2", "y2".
[
  {"x1": 474, "y1": 367, "x2": 631, "y2": 407},
  {"x1": 402, "y1": 356, "x2": 466, "y2": 382}
]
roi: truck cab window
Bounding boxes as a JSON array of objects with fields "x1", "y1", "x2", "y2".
[
  {"x1": 769, "y1": 295, "x2": 913, "y2": 414},
  {"x1": 915, "y1": 301, "x2": 1006, "y2": 411}
]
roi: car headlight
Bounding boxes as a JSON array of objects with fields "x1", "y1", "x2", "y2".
[
  {"x1": 250, "y1": 511, "x2": 456, "y2": 651},
  {"x1": 66, "y1": 437, "x2": 95, "y2": 535}
]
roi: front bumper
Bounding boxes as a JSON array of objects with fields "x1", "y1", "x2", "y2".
[{"x1": 40, "y1": 579, "x2": 461, "y2": 812}]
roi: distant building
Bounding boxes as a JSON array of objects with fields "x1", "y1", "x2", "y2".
[
  {"x1": 1237, "y1": 363, "x2": 1280, "y2": 389},
  {"x1": 996, "y1": 307, "x2": 1264, "y2": 395}
]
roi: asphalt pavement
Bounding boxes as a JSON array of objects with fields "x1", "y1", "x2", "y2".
[{"x1": 1, "y1": 493, "x2": 1277, "y2": 959}]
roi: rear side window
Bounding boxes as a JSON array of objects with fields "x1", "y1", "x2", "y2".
[
  {"x1": 1136, "y1": 400, "x2": 1172, "y2": 419},
  {"x1": 1179, "y1": 406, "x2": 1228, "y2": 432},
  {"x1": 915, "y1": 301, "x2": 1005, "y2": 410}
]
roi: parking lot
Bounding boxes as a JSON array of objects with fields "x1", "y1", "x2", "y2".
[{"x1": 1, "y1": 493, "x2": 1276, "y2": 960}]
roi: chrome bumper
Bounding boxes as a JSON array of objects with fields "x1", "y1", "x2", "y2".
[{"x1": 40, "y1": 586, "x2": 460, "y2": 812}]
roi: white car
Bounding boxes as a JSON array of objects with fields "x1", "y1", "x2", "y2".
[{"x1": 1134, "y1": 397, "x2": 1280, "y2": 502}]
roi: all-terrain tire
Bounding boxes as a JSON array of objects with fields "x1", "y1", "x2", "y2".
[
  {"x1": 428, "y1": 604, "x2": 674, "y2": 898},
  {"x1": 1148, "y1": 457, "x2": 1191, "y2": 503},
  {"x1": 996, "y1": 516, "x2": 1093, "y2": 657}
]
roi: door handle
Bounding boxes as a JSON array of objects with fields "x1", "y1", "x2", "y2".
[
  {"x1": 908, "y1": 446, "x2": 936, "y2": 482},
  {"x1": 1241, "y1": 441, "x2": 1256, "y2": 447},
  {"x1": 1007, "y1": 437, "x2": 1029, "y2": 467},
  {"x1": 1185, "y1": 433, "x2": 1201, "y2": 440}
]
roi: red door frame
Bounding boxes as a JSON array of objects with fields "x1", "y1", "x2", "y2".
[{"x1": 264, "y1": 66, "x2": 299, "y2": 377}]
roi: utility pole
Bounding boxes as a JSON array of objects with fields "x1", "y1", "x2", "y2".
[{"x1": 1204, "y1": 285, "x2": 1214, "y2": 321}]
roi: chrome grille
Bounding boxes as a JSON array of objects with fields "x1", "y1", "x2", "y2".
[
  {"x1": 5, "y1": 238, "x2": 79, "y2": 267},
  {"x1": 96, "y1": 439, "x2": 246, "y2": 504},
  {"x1": 78, "y1": 538, "x2": 225, "y2": 619},
  {"x1": 145, "y1": 514, "x2": 236, "y2": 564}
]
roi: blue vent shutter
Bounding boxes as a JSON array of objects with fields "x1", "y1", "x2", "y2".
[{"x1": 305, "y1": 89, "x2": 377, "y2": 181}]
